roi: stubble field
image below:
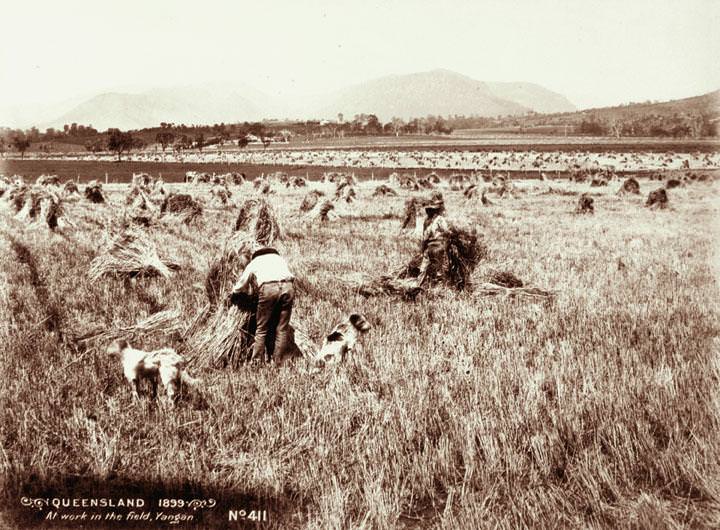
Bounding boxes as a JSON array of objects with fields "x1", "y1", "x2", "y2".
[{"x1": 1, "y1": 173, "x2": 719, "y2": 528}]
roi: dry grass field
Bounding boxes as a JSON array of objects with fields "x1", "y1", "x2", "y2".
[{"x1": 1, "y1": 173, "x2": 719, "y2": 528}]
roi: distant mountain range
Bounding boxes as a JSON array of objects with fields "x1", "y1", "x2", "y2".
[{"x1": 5, "y1": 69, "x2": 578, "y2": 130}]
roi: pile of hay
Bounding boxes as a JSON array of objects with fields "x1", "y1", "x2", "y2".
[
  {"x1": 224, "y1": 172, "x2": 245, "y2": 186},
  {"x1": 15, "y1": 187, "x2": 43, "y2": 221},
  {"x1": 618, "y1": 177, "x2": 640, "y2": 195},
  {"x1": 210, "y1": 185, "x2": 232, "y2": 206},
  {"x1": 665, "y1": 179, "x2": 683, "y2": 189},
  {"x1": 486, "y1": 270, "x2": 524, "y2": 288},
  {"x1": 286, "y1": 176, "x2": 306, "y2": 188},
  {"x1": 400, "y1": 197, "x2": 426, "y2": 231},
  {"x1": 646, "y1": 188, "x2": 669, "y2": 209},
  {"x1": 84, "y1": 180, "x2": 105, "y2": 203},
  {"x1": 373, "y1": 184, "x2": 398, "y2": 197},
  {"x1": 335, "y1": 181, "x2": 356, "y2": 203},
  {"x1": 5, "y1": 184, "x2": 29, "y2": 212},
  {"x1": 204, "y1": 234, "x2": 254, "y2": 307},
  {"x1": 448, "y1": 174, "x2": 471, "y2": 191},
  {"x1": 36, "y1": 174, "x2": 60, "y2": 186},
  {"x1": 300, "y1": 189, "x2": 325, "y2": 212},
  {"x1": 463, "y1": 184, "x2": 479, "y2": 198},
  {"x1": 160, "y1": 193, "x2": 203, "y2": 223},
  {"x1": 474, "y1": 283, "x2": 556, "y2": 301},
  {"x1": 11, "y1": 185, "x2": 65, "y2": 230},
  {"x1": 72, "y1": 309, "x2": 183, "y2": 348},
  {"x1": 63, "y1": 181, "x2": 79, "y2": 195},
  {"x1": 308, "y1": 200, "x2": 336, "y2": 222},
  {"x1": 575, "y1": 193, "x2": 594, "y2": 214},
  {"x1": 234, "y1": 197, "x2": 281, "y2": 245},
  {"x1": 131, "y1": 173, "x2": 153, "y2": 187},
  {"x1": 88, "y1": 229, "x2": 179, "y2": 280},
  {"x1": 426, "y1": 172, "x2": 441, "y2": 184}
]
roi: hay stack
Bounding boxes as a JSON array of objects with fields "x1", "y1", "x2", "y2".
[
  {"x1": 300, "y1": 189, "x2": 325, "y2": 212},
  {"x1": 210, "y1": 185, "x2": 232, "y2": 206},
  {"x1": 618, "y1": 177, "x2": 640, "y2": 195},
  {"x1": 6, "y1": 184, "x2": 29, "y2": 212},
  {"x1": 39, "y1": 191, "x2": 64, "y2": 231},
  {"x1": 224, "y1": 172, "x2": 245, "y2": 186},
  {"x1": 36, "y1": 174, "x2": 60, "y2": 186},
  {"x1": 234, "y1": 197, "x2": 281, "y2": 245},
  {"x1": 426, "y1": 172, "x2": 441, "y2": 184},
  {"x1": 131, "y1": 173, "x2": 153, "y2": 187},
  {"x1": 205, "y1": 235, "x2": 254, "y2": 307},
  {"x1": 63, "y1": 181, "x2": 79, "y2": 195},
  {"x1": 575, "y1": 193, "x2": 594, "y2": 214},
  {"x1": 646, "y1": 188, "x2": 669, "y2": 209},
  {"x1": 335, "y1": 181, "x2": 356, "y2": 203},
  {"x1": 448, "y1": 174, "x2": 470, "y2": 191},
  {"x1": 15, "y1": 187, "x2": 43, "y2": 221},
  {"x1": 308, "y1": 200, "x2": 336, "y2": 222},
  {"x1": 486, "y1": 270, "x2": 523, "y2": 288},
  {"x1": 160, "y1": 193, "x2": 203, "y2": 223},
  {"x1": 463, "y1": 184, "x2": 479, "y2": 198},
  {"x1": 400, "y1": 197, "x2": 424, "y2": 230},
  {"x1": 372, "y1": 184, "x2": 397, "y2": 197},
  {"x1": 287, "y1": 176, "x2": 306, "y2": 188},
  {"x1": 84, "y1": 180, "x2": 105, "y2": 203},
  {"x1": 88, "y1": 229, "x2": 179, "y2": 280},
  {"x1": 665, "y1": 179, "x2": 682, "y2": 189}
]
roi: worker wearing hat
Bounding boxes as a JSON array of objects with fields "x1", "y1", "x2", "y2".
[
  {"x1": 232, "y1": 244, "x2": 295, "y2": 363},
  {"x1": 417, "y1": 192, "x2": 450, "y2": 286}
]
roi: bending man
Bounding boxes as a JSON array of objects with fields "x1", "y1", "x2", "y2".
[{"x1": 232, "y1": 245, "x2": 295, "y2": 363}]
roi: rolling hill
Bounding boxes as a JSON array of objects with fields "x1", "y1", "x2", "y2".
[
  {"x1": 313, "y1": 70, "x2": 576, "y2": 120},
  {"x1": 16, "y1": 69, "x2": 576, "y2": 130}
]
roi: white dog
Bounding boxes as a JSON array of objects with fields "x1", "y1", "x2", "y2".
[
  {"x1": 107, "y1": 340, "x2": 200, "y2": 403},
  {"x1": 314, "y1": 313, "x2": 371, "y2": 366}
]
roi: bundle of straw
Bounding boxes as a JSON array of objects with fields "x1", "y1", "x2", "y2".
[
  {"x1": 210, "y1": 185, "x2": 232, "y2": 206},
  {"x1": 36, "y1": 174, "x2": 60, "y2": 186},
  {"x1": 299, "y1": 190, "x2": 324, "y2": 212},
  {"x1": 74, "y1": 309, "x2": 183, "y2": 346},
  {"x1": 646, "y1": 188, "x2": 669, "y2": 209},
  {"x1": 161, "y1": 193, "x2": 203, "y2": 223},
  {"x1": 88, "y1": 229, "x2": 179, "y2": 280},
  {"x1": 84, "y1": 180, "x2": 105, "y2": 203},
  {"x1": 234, "y1": 197, "x2": 281, "y2": 245},
  {"x1": 372, "y1": 184, "x2": 397, "y2": 197},
  {"x1": 575, "y1": 193, "x2": 594, "y2": 214},
  {"x1": 474, "y1": 283, "x2": 556, "y2": 300},
  {"x1": 63, "y1": 181, "x2": 79, "y2": 195},
  {"x1": 15, "y1": 188, "x2": 43, "y2": 221},
  {"x1": 308, "y1": 200, "x2": 336, "y2": 222}
]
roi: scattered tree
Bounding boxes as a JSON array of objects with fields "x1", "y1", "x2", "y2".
[
  {"x1": 107, "y1": 129, "x2": 135, "y2": 161},
  {"x1": 155, "y1": 131, "x2": 175, "y2": 152},
  {"x1": 12, "y1": 136, "x2": 31, "y2": 159}
]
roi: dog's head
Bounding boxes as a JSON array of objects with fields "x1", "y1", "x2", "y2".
[
  {"x1": 317, "y1": 313, "x2": 371, "y2": 365},
  {"x1": 107, "y1": 339, "x2": 130, "y2": 357}
]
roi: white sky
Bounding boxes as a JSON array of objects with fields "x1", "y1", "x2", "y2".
[{"x1": 1, "y1": 0, "x2": 719, "y2": 112}]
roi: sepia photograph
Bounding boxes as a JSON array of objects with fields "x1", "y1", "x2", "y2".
[{"x1": 1, "y1": 0, "x2": 719, "y2": 527}]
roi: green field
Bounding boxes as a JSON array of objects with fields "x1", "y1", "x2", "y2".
[{"x1": 1, "y1": 175, "x2": 719, "y2": 528}]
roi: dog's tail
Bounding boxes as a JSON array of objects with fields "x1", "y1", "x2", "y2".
[{"x1": 181, "y1": 371, "x2": 202, "y2": 387}]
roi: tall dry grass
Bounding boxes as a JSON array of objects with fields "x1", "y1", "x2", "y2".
[{"x1": 0, "y1": 177, "x2": 719, "y2": 528}]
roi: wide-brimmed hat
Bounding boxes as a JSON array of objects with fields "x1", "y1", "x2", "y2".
[{"x1": 424, "y1": 192, "x2": 445, "y2": 211}]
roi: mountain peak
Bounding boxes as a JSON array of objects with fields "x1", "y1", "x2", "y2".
[{"x1": 23, "y1": 70, "x2": 576, "y2": 130}]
